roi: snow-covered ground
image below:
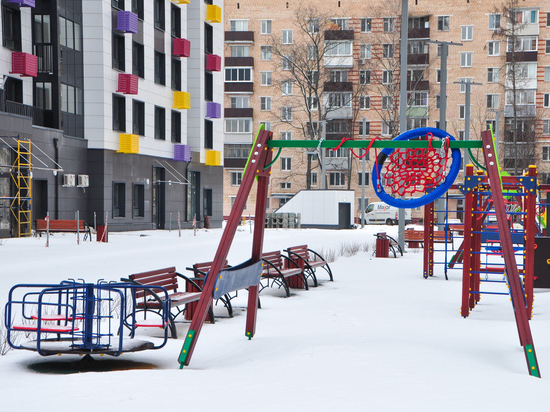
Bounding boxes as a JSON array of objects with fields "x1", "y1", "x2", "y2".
[{"x1": 1, "y1": 225, "x2": 550, "y2": 411}]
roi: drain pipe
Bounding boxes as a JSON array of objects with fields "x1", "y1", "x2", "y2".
[{"x1": 53, "y1": 137, "x2": 59, "y2": 219}]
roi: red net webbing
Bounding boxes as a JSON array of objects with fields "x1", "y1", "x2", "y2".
[{"x1": 382, "y1": 135, "x2": 450, "y2": 197}]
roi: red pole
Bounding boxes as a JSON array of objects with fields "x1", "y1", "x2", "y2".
[
  {"x1": 461, "y1": 164, "x2": 475, "y2": 317},
  {"x1": 524, "y1": 166, "x2": 537, "y2": 319}
]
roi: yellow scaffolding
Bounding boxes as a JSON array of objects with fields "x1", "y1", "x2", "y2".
[{"x1": 10, "y1": 140, "x2": 32, "y2": 237}]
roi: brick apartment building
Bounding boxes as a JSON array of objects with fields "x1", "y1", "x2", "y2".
[{"x1": 222, "y1": 0, "x2": 550, "y2": 222}]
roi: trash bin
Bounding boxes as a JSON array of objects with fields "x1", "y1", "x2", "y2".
[
  {"x1": 375, "y1": 232, "x2": 389, "y2": 258},
  {"x1": 204, "y1": 216, "x2": 210, "y2": 229},
  {"x1": 97, "y1": 225, "x2": 108, "y2": 242}
]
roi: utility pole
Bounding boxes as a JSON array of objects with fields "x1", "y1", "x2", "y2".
[
  {"x1": 454, "y1": 79, "x2": 482, "y2": 174},
  {"x1": 361, "y1": 117, "x2": 367, "y2": 229}
]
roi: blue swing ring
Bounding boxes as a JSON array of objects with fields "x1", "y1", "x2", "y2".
[{"x1": 372, "y1": 127, "x2": 462, "y2": 209}]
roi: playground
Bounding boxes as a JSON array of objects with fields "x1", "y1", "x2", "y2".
[{"x1": 1, "y1": 226, "x2": 550, "y2": 411}]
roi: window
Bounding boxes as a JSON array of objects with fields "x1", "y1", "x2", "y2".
[
  {"x1": 438, "y1": 16, "x2": 449, "y2": 31},
  {"x1": 545, "y1": 94, "x2": 550, "y2": 108},
  {"x1": 308, "y1": 19, "x2": 319, "y2": 34},
  {"x1": 506, "y1": 89, "x2": 535, "y2": 105},
  {"x1": 282, "y1": 30, "x2": 293, "y2": 44},
  {"x1": 113, "y1": 94, "x2": 126, "y2": 132},
  {"x1": 59, "y1": 17, "x2": 82, "y2": 51},
  {"x1": 460, "y1": 52, "x2": 472, "y2": 67},
  {"x1": 205, "y1": 23, "x2": 213, "y2": 54},
  {"x1": 382, "y1": 70, "x2": 393, "y2": 85},
  {"x1": 327, "y1": 92, "x2": 352, "y2": 108},
  {"x1": 281, "y1": 81, "x2": 293, "y2": 95},
  {"x1": 154, "y1": 52, "x2": 166, "y2": 85},
  {"x1": 331, "y1": 18, "x2": 349, "y2": 30},
  {"x1": 361, "y1": 18, "x2": 372, "y2": 32},
  {"x1": 408, "y1": 40, "x2": 428, "y2": 55},
  {"x1": 326, "y1": 41, "x2": 352, "y2": 56},
  {"x1": 409, "y1": 92, "x2": 428, "y2": 106},
  {"x1": 436, "y1": 69, "x2": 448, "y2": 83},
  {"x1": 171, "y1": 4, "x2": 181, "y2": 37},
  {"x1": 327, "y1": 148, "x2": 348, "y2": 158},
  {"x1": 112, "y1": 33, "x2": 125, "y2": 71},
  {"x1": 358, "y1": 121, "x2": 370, "y2": 136},
  {"x1": 154, "y1": 106, "x2": 166, "y2": 140},
  {"x1": 544, "y1": 121, "x2": 550, "y2": 135},
  {"x1": 307, "y1": 45, "x2": 318, "y2": 61},
  {"x1": 172, "y1": 58, "x2": 181, "y2": 91},
  {"x1": 311, "y1": 172, "x2": 318, "y2": 186},
  {"x1": 225, "y1": 144, "x2": 251, "y2": 158},
  {"x1": 171, "y1": 110, "x2": 181, "y2": 143},
  {"x1": 545, "y1": 67, "x2": 550, "y2": 82},
  {"x1": 511, "y1": 9, "x2": 538, "y2": 24},
  {"x1": 280, "y1": 182, "x2": 291, "y2": 189},
  {"x1": 205, "y1": 71, "x2": 213, "y2": 101},
  {"x1": 37, "y1": 82, "x2": 53, "y2": 111},
  {"x1": 231, "y1": 172, "x2": 243, "y2": 186},
  {"x1": 112, "y1": 0, "x2": 124, "y2": 9},
  {"x1": 281, "y1": 131, "x2": 292, "y2": 140},
  {"x1": 260, "y1": 121, "x2": 271, "y2": 130},
  {"x1": 489, "y1": 14, "x2": 501, "y2": 30},
  {"x1": 260, "y1": 45, "x2": 271, "y2": 60},
  {"x1": 383, "y1": 18, "x2": 395, "y2": 33},
  {"x1": 360, "y1": 44, "x2": 371, "y2": 59},
  {"x1": 132, "y1": 42, "x2": 145, "y2": 78},
  {"x1": 329, "y1": 172, "x2": 345, "y2": 186},
  {"x1": 231, "y1": 45, "x2": 250, "y2": 57},
  {"x1": 261, "y1": 20, "x2": 272, "y2": 34},
  {"x1": 282, "y1": 56, "x2": 292, "y2": 70},
  {"x1": 225, "y1": 67, "x2": 252, "y2": 82},
  {"x1": 133, "y1": 184, "x2": 145, "y2": 217},
  {"x1": 359, "y1": 70, "x2": 371, "y2": 85},
  {"x1": 261, "y1": 71, "x2": 272, "y2": 86},
  {"x1": 507, "y1": 62, "x2": 537, "y2": 80},
  {"x1": 154, "y1": 0, "x2": 165, "y2": 30},
  {"x1": 382, "y1": 96, "x2": 393, "y2": 110},
  {"x1": 204, "y1": 119, "x2": 213, "y2": 149},
  {"x1": 230, "y1": 20, "x2": 248, "y2": 31},
  {"x1": 230, "y1": 96, "x2": 249, "y2": 108},
  {"x1": 436, "y1": 95, "x2": 440, "y2": 109},
  {"x1": 547, "y1": 40, "x2": 550, "y2": 54},
  {"x1": 307, "y1": 71, "x2": 319, "y2": 87},
  {"x1": 382, "y1": 44, "x2": 394, "y2": 58},
  {"x1": 488, "y1": 41, "x2": 500, "y2": 56},
  {"x1": 133, "y1": 100, "x2": 145, "y2": 136},
  {"x1": 543, "y1": 146, "x2": 550, "y2": 160},
  {"x1": 225, "y1": 118, "x2": 252, "y2": 133},
  {"x1": 307, "y1": 96, "x2": 318, "y2": 110},
  {"x1": 358, "y1": 173, "x2": 370, "y2": 186},
  {"x1": 281, "y1": 107, "x2": 292, "y2": 121},
  {"x1": 508, "y1": 36, "x2": 537, "y2": 52},
  {"x1": 281, "y1": 157, "x2": 292, "y2": 171},
  {"x1": 461, "y1": 26, "x2": 473, "y2": 41},
  {"x1": 487, "y1": 67, "x2": 499, "y2": 83},
  {"x1": 486, "y1": 94, "x2": 499, "y2": 109},
  {"x1": 132, "y1": 0, "x2": 145, "y2": 20},
  {"x1": 359, "y1": 96, "x2": 370, "y2": 109},
  {"x1": 113, "y1": 183, "x2": 126, "y2": 218},
  {"x1": 2, "y1": 5, "x2": 22, "y2": 50},
  {"x1": 408, "y1": 69, "x2": 425, "y2": 82},
  {"x1": 382, "y1": 121, "x2": 395, "y2": 136},
  {"x1": 60, "y1": 84, "x2": 82, "y2": 114},
  {"x1": 330, "y1": 70, "x2": 348, "y2": 82},
  {"x1": 407, "y1": 118, "x2": 427, "y2": 130},
  {"x1": 260, "y1": 96, "x2": 271, "y2": 111},
  {"x1": 459, "y1": 105, "x2": 465, "y2": 120}
]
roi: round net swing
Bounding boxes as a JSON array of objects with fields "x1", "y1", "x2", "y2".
[{"x1": 372, "y1": 127, "x2": 462, "y2": 209}]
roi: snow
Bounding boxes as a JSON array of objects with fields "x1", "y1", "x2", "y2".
[{"x1": 1, "y1": 225, "x2": 550, "y2": 411}]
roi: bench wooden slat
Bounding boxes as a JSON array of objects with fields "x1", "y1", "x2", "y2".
[{"x1": 285, "y1": 244, "x2": 333, "y2": 284}]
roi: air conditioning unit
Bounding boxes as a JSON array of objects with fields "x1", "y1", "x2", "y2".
[
  {"x1": 358, "y1": 58, "x2": 366, "y2": 65},
  {"x1": 63, "y1": 174, "x2": 75, "y2": 187},
  {"x1": 78, "y1": 174, "x2": 89, "y2": 187}
]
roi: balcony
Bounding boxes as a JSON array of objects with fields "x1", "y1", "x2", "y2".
[
  {"x1": 33, "y1": 44, "x2": 54, "y2": 74},
  {"x1": 323, "y1": 82, "x2": 353, "y2": 92},
  {"x1": 323, "y1": 56, "x2": 353, "y2": 68},
  {"x1": 324, "y1": 30, "x2": 354, "y2": 41},
  {"x1": 225, "y1": 57, "x2": 254, "y2": 67},
  {"x1": 225, "y1": 31, "x2": 254, "y2": 43},
  {"x1": 504, "y1": 104, "x2": 536, "y2": 118},
  {"x1": 506, "y1": 51, "x2": 537, "y2": 63},
  {"x1": 407, "y1": 80, "x2": 429, "y2": 91},
  {"x1": 225, "y1": 108, "x2": 254, "y2": 118},
  {"x1": 224, "y1": 158, "x2": 247, "y2": 168},
  {"x1": 408, "y1": 27, "x2": 430, "y2": 39},
  {"x1": 224, "y1": 83, "x2": 254, "y2": 93},
  {"x1": 407, "y1": 53, "x2": 429, "y2": 65}
]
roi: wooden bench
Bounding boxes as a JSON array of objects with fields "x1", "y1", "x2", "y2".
[
  {"x1": 36, "y1": 219, "x2": 92, "y2": 241},
  {"x1": 433, "y1": 230, "x2": 453, "y2": 246},
  {"x1": 261, "y1": 250, "x2": 309, "y2": 297},
  {"x1": 404, "y1": 230, "x2": 453, "y2": 248},
  {"x1": 285, "y1": 245, "x2": 333, "y2": 287},
  {"x1": 186, "y1": 260, "x2": 233, "y2": 320},
  {"x1": 123, "y1": 266, "x2": 210, "y2": 339}
]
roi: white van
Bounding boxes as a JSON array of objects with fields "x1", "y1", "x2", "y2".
[{"x1": 363, "y1": 202, "x2": 412, "y2": 225}]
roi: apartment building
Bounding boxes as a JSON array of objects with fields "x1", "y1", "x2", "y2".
[
  {"x1": 0, "y1": 0, "x2": 224, "y2": 237},
  {"x1": 222, "y1": 0, "x2": 550, "y2": 221}
]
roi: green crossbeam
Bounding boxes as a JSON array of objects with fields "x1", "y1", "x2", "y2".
[
  {"x1": 267, "y1": 140, "x2": 483, "y2": 149},
  {"x1": 178, "y1": 329, "x2": 196, "y2": 368}
]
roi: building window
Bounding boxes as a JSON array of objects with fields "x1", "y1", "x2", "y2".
[
  {"x1": 360, "y1": 44, "x2": 371, "y2": 60},
  {"x1": 361, "y1": 18, "x2": 372, "y2": 33},
  {"x1": 543, "y1": 146, "x2": 550, "y2": 160},
  {"x1": 172, "y1": 58, "x2": 181, "y2": 91},
  {"x1": 282, "y1": 30, "x2": 293, "y2": 44},
  {"x1": 204, "y1": 119, "x2": 213, "y2": 149},
  {"x1": 487, "y1": 67, "x2": 499, "y2": 83},
  {"x1": 358, "y1": 172, "x2": 370, "y2": 186},
  {"x1": 205, "y1": 71, "x2": 213, "y2": 101},
  {"x1": 154, "y1": 106, "x2": 166, "y2": 140},
  {"x1": 133, "y1": 100, "x2": 145, "y2": 136},
  {"x1": 154, "y1": 0, "x2": 165, "y2": 31},
  {"x1": 308, "y1": 18, "x2": 319, "y2": 34},
  {"x1": 489, "y1": 14, "x2": 501, "y2": 30},
  {"x1": 329, "y1": 172, "x2": 345, "y2": 186},
  {"x1": 508, "y1": 36, "x2": 537, "y2": 52},
  {"x1": 230, "y1": 96, "x2": 249, "y2": 108},
  {"x1": 154, "y1": 52, "x2": 166, "y2": 85},
  {"x1": 409, "y1": 92, "x2": 428, "y2": 106},
  {"x1": 382, "y1": 70, "x2": 394, "y2": 84},
  {"x1": 132, "y1": 184, "x2": 145, "y2": 217},
  {"x1": 488, "y1": 41, "x2": 500, "y2": 56},
  {"x1": 282, "y1": 55, "x2": 293, "y2": 70},
  {"x1": 132, "y1": 0, "x2": 145, "y2": 20},
  {"x1": 205, "y1": 23, "x2": 213, "y2": 54},
  {"x1": 438, "y1": 16, "x2": 449, "y2": 31},
  {"x1": 230, "y1": 20, "x2": 248, "y2": 31},
  {"x1": 112, "y1": 33, "x2": 125, "y2": 71},
  {"x1": 358, "y1": 121, "x2": 370, "y2": 136},
  {"x1": 382, "y1": 44, "x2": 394, "y2": 59},
  {"x1": 260, "y1": 97, "x2": 271, "y2": 111},
  {"x1": 460, "y1": 52, "x2": 472, "y2": 67},
  {"x1": 280, "y1": 182, "x2": 291, "y2": 189},
  {"x1": 281, "y1": 107, "x2": 292, "y2": 121},
  {"x1": 326, "y1": 41, "x2": 352, "y2": 56},
  {"x1": 171, "y1": 110, "x2": 181, "y2": 143},
  {"x1": 225, "y1": 144, "x2": 251, "y2": 158},
  {"x1": 547, "y1": 40, "x2": 550, "y2": 54},
  {"x1": 461, "y1": 26, "x2": 473, "y2": 41},
  {"x1": 282, "y1": 81, "x2": 293, "y2": 95},
  {"x1": 231, "y1": 172, "x2": 242, "y2": 186},
  {"x1": 359, "y1": 96, "x2": 370, "y2": 110},
  {"x1": 382, "y1": 96, "x2": 393, "y2": 110},
  {"x1": 260, "y1": 121, "x2": 271, "y2": 130},
  {"x1": 330, "y1": 70, "x2": 348, "y2": 82},
  {"x1": 113, "y1": 94, "x2": 126, "y2": 132},
  {"x1": 132, "y1": 42, "x2": 145, "y2": 78},
  {"x1": 2, "y1": 5, "x2": 22, "y2": 51},
  {"x1": 59, "y1": 17, "x2": 82, "y2": 51},
  {"x1": 261, "y1": 20, "x2": 272, "y2": 34},
  {"x1": 545, "y1": 94, "x2": 550, "y2": 108},
  {"x1": 383, "y1": 17, "x2": 395, "y2": 33},
  {"x1": 231, "y1": 45, "x2": 249, "y2": 57},
  {"x1": 112, "y1": 0, "x2": 124, "y2": 9},
  {"x1": 327, "y1": 92, "x2": 352, "y2": 108},
  {"x1": 459, "y1": 105, "x2": 465, "y2": 120},
  {"x1": 281, "y1": 131, "x2": 292, "y2": 140},
  {"x1": 359, "y1": 70, "x2": 371, "y2": 85},
  {"x1": 261, "y1": 71, "x2": 272, "y2": 86},
  {"x1": 281, "y1": 157, "x2": 291, "y2": 171},
  {"x1": 544, "y1": 120, "x2": 550, "y2": 135},
  {"x1": 225, "y1": 118, "x2": 252, "y2": 133},
  {"x1": 171, "y1": 4, "x2": 181, "y2": 37},
  {"x1": 37, "y1": 82, "x2": 53, "y2": 111},
  {"x1": 260, "y1": 45, "x2": 271, "y2": 60},
  {"x1": 311, "y1": 172, "x2": 318, "y2": 186},
  {"x1": 60, "y1": 84, "x2": 82, "y2": 115},
  {"x1": 113, "y1": 183, "x2": 126, "y2": 218},
  {"x1": 225, "y1": 67, "x2": 252, "y2": 82},
  {"x1": 487, "y1": 94, "x2": 499, "y2": 109}
]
